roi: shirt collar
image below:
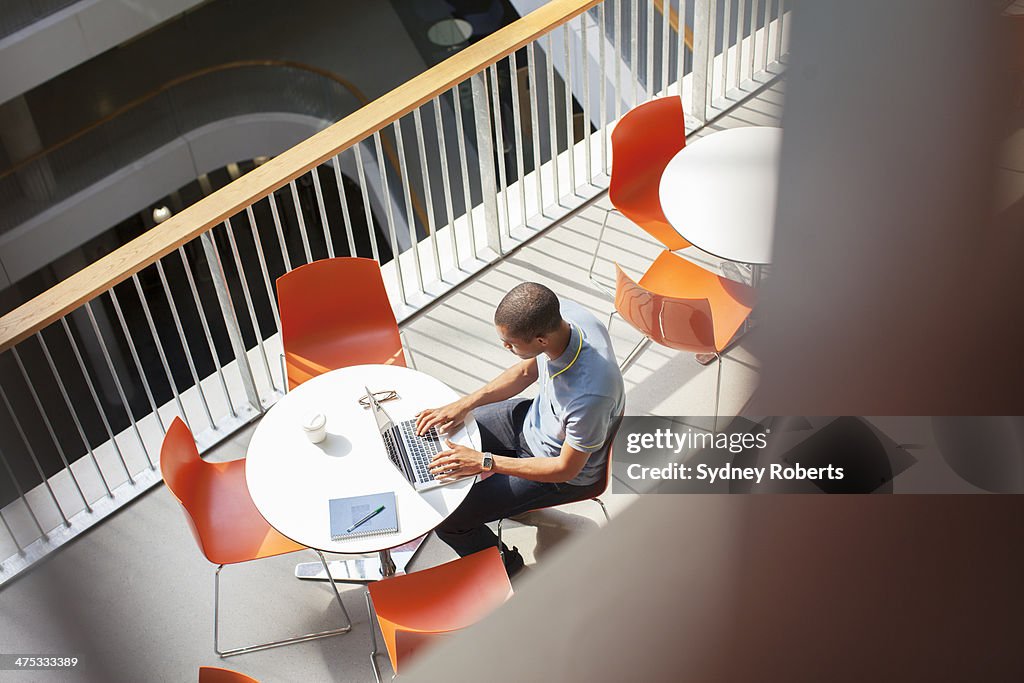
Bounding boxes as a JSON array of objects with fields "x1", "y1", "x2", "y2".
[{"x1": 547, "y1": 323, "x2": 583, "y2": 379}]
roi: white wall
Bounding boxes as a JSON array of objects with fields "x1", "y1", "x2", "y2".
[{"x1": 0, "y1": 0, "x2": 208, "y2": 104}]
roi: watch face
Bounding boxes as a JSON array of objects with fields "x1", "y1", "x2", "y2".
[{"x1": 483, "y1": 454, "x2": 494, "y2": 470}]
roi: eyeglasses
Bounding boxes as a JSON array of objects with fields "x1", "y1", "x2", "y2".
[{"x1": 358, "y1": 390, "x2": 399, "y2": 408}]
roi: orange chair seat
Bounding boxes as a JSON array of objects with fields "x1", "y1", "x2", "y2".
[
  {"x1": 620, "y1": 251, "x2": 757, "y2": 353},
  {"x1": 368, "y1": 547, "x2": 512, "y2": 673}
]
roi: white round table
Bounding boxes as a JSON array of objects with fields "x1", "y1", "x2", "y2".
[
  {"x1": 659, "y1": 126, "x2": 782, "y2": 265},
  {"x1": 246, "y1": 364, "x2": 479, "y2": 579}
]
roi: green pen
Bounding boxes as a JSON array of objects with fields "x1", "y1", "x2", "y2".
[{"x1": 346, "y1": 505, "x2": 386, "y2": 533}]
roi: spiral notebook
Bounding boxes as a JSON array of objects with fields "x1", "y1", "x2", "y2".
[{"x1": 329, "y1": 491, "x2": 398, "y2": 541}]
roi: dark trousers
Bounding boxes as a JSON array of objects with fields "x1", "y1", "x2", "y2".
[{"x1": 435, "y1": 399, "x2": 603, "y2": 557}]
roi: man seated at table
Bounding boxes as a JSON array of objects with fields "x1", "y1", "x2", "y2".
[{"x1": 416, "y1": 282, "x2": 624, "y2": 576}]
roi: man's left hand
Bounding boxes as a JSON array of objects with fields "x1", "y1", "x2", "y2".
[{"x1": 429, "y1": 440, "x2": 485, "y2": 479}]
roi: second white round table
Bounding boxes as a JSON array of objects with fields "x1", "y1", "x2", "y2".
[{"x1": 659, "y1": 126, "x2": 782, "y2": 266}]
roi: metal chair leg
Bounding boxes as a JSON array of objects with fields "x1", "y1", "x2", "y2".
[
  {"x1": 592, "y1": 497, "x2": 610, "y2": 523},
  {"x1": 213, "y1": 550, "x2": 353, "y2": 658},
  {"x1": 713, "y1": 353, "x2": 723, "y2": 435},
  {"x1": 496, "y1": 518, "x2": 505, "y2": 558},
  {"x1": 279, "y1": 353, "x2": 289, "y2": 394},
  {"x1": 588, "y1": 208, "x2": 614, "y2": 297},
  {"x1": 366, "y1": 590, "x2": 384, "y2": 683},
  {"x1": 399, "y1": 329, "x2": 417, "y2": 370},
  {"x1": 619, "y1": 337, "x2": 652, "y2": 373}
]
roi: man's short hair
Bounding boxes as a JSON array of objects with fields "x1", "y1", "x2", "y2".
[{"x1": 494, "y1": 283, "x2": 562, "y2": 340}]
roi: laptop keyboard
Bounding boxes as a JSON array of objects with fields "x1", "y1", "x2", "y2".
[{"x1": 398, "y1": 420, "x2": 443, "y2": 483}]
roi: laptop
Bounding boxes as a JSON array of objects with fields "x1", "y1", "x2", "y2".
[{"x1": 364, "y1": 386, "x2": 465, "y2": 491}]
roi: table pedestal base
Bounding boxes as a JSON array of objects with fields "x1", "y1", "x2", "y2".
[{"x1": 294, "y1": 536, "x2": 425, "y2": 583}]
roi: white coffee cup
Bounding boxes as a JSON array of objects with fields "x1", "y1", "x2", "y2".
[{"x1": 303, "y1": 413, "x2": 327, "y2": 444}]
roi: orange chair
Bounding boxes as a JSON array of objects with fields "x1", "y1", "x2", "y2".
[
  {"x1": 589, "y1": 97, "x2": 691, "y2": 293},
  {"x1": 495, "y1": 412, "x2": 624, "y2": 556},
  {"x1": 366, "y1": 547, "x2": 513, "y2": 680},
  {"x1": 199, "y1": 667, "x2": 259, "y2": 683},
  {"x1": 613, "y1": 251, "x2": 756, "y2": 430},
  {"x1": 277, "y1": 257, "x2": 409, "y2": 391},
  {"x1": 161, "y1": 417, "x2": 352, "y2": 657}
]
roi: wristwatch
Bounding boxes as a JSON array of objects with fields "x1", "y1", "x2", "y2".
[{"x1": 481, "y1": 452, "x2": 494, "y2": 472}]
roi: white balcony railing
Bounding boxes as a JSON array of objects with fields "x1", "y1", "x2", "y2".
[{"x1": 0, "y1": 0, "x2": 789, "y2": 586}]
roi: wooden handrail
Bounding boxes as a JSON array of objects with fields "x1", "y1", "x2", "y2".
[{"x1": 0, "y1": 0, "x2": 686, "y2": 352}]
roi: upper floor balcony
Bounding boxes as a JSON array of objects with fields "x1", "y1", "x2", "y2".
[{"x1": 0, "y1": 1, "x2": 1020, "y2": 681}]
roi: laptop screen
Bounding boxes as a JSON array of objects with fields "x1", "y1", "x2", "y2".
[{"x1": 365, "y1": 386, "x2": 392, "y2": 432}]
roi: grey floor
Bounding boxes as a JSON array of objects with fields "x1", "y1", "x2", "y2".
[{"x1": 0, "y1": 76, "x2": 1021, "y2": 682}]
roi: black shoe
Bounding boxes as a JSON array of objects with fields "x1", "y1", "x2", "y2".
[{"x1": 501, "y1": 545, "x2": 524, "y2": 578}]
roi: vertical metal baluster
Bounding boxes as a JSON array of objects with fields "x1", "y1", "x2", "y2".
[
  {"x1": 354, "y1": 142, "x2": 381, "y2": 263},
  {"x1": 11, "y1": 347, "x2": 90, "y2": 510},
  {"x1": 432, "y1": 98, "x2": 461, "y2": 269},
  {"x1": 108, "y1": 287, "x2": 165, "y2": 432},
  {"x1": 84, "y1": 301, "x2": 152, "y2": 467},
  {"x1": 0, "y1": 444, "x2": 45, "y2": 540},
  {"x1": 36, "y1": 330, "x2": 113, "y2": 498},
  {"x1": 546, "y1": 33, "x2": 561, "y2": 205},
  {"x1": 562, "y1": 26, "x2": 577, "y2": 194},
  {"x1": 413, "y1": 108, "x2": 443, "y2": 280},
  {"x1": 508, "y1": 52, "x2": 530, "y2": 229},
  {"x1": 176, "y1": 247, "x2": 236, "y2": 417},
  {"x1": 452, "y1": 85, "x2": 479, "y2": 260},
  {"x1": 0, "y1": 373, "x2": 71, "y2": 524},
  {"x1": 288, "y1": 180, "x2": 314, "y2": 265},
  {"x1": 580, "y1": 14, "x2": 593, "y2": 183},
  {"x1": 631, "y1": 0, "x2": 640, "y2": 107},
  {"x1": 696, "y1": 0, "x2": 715, "y2": 123},
  {"x1": 761, "y1": 0, "x2": 770, "y2": 72},
  {"x1": 526, "y1": 43, "x2": 545, "y2": 215},
  {"x1": 131, "y1": 274, "x2": 190, "y2": 427},
  {"x1": 244, "y1": 206, "x2": 281, "y2": 332},
  {"x1": 776, "y1": 0, "x2": 784, "y2": 62},
  {"x1": 721, "y1": 0, "x2": 731, "y2": 102},
  {"x1": 645, "y1": 0, "x2": 655, "y2": 100},
  {"x1": 597, "y1": 3, "x2": 608, "y2": 175},
  {"x1": 678, "y1": 0, "x2": 689, "y2": 92},
  {"x1": 61, "y1": 318, "x2": 134, "y2": 484},
  {"x1": 331, "y1": 153, "x2": 358, "y2": 257},
  {"x1": 155, "y1": 260, "x2": 215, "y2": 429},
  {"x1": 615, "y1": 0, "x2": 623, "y2": 120},
  {"x1": 470, "y1": 72, "x2": 503, "y2": 255},
  {"x1": 393, "y1": 120, "x2": 426, "y2": 292},
  {"x1": 373, "y1": 131, "x2": 407, "y2": 304},
  {"x1": 750, "y1": 0, "x2": 760, "y2": 79},
  {"x1": 661, "y1": 0, "x2": 671, "y2": 95},
  {"x1": 223, "y1": 219, "x2": 276, "y2": 392},
  {"x1": 0, "y1": 494, "x2": 24, "y2": 551},
  {"x1": 267, "y1": 191, "x2": 293, "y2": 271},
  {"x1": 735, "y1": 0, "x2": 745, "y2": 88},
  {"x1": 200, "y1": 233, "x2": 263, "y2": 412},
  {"x1": 488, "y1": 65, "x2": 512, "y2": 240},
  {"x1": 310, "y1": 167, "x2": 335, "y2": 258}
]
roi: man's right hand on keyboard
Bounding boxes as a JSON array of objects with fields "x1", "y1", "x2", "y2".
[{"x1": 416, "y1": 397, "x2": 472, "y2": 436}]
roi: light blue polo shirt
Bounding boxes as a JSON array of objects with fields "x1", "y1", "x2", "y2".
[{"x1": 522, "y1": 299, "x2": 625, "y2": 486}]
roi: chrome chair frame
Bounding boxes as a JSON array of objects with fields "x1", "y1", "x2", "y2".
[{"x1": 214, "y1": 549, "x2": 353, "y2": 657}]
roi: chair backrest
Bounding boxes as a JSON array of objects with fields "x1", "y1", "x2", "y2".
[
  {"x1": 276, "y1": 257, "x2": 404, "y2": 381},
  {"x1": 199, "y1": 666, "x2": 259, "y2": 683},
  {"x1": 609, "y1": 97, "x2": 690, "y2": 251},
  {"x1": 160, "y1": 417, "x2": 211, "y2": 555},
  {"x1": 369, "y1": 547, "x2": 512, "y2": 673},
  {"x1": 614, "y1": 264, "x2": 716, "y2": 354}
]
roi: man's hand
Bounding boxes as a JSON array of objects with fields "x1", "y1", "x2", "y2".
[
  {"x1": 416, "y1": 398, "x2": 472, "y2": 436},
  {"x1": 429, "y1": 440, "x2": 485, "y2": 479}
]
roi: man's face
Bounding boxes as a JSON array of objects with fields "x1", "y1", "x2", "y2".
[{"x1": 496, "y1": 324, "x2": 546, "y2": 359}]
